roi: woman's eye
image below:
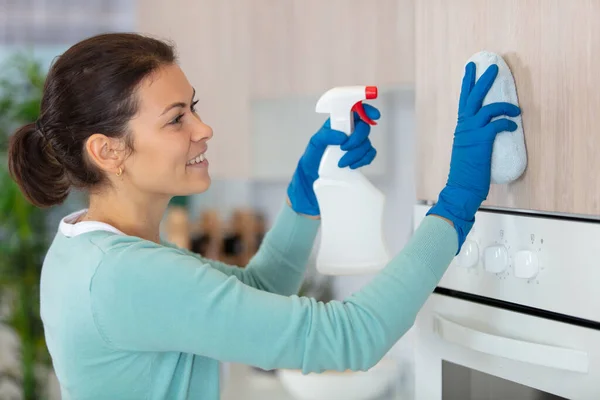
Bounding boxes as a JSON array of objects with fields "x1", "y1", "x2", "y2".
[
  {"x1": 170, "y1": 114, "x2": 184, "y2": 125},
  {"x1": 169, "y1": 100, "x2": 198, "y2": 125}
]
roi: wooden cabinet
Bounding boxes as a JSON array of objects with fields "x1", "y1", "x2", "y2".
[
  {"x1": 250, "y1": 0, "x2": 415, "y2": 98},
  {"x1": 137, "y1": 0, "x2": 411, "y2": 179},
  {"x1": 137, "y1": 0, "x2": 253, "y2": 179},
  {"x1": 292, "y1": 0, "x2": 414, "y2": 96},
  {"x1": 248, "y1": 1, "x2": 295, "y2": 98},
  {"x1": 415, "y1": 0, "x2": 600, "y2": 216}
]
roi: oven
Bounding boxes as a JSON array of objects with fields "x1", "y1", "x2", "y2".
[{"x1": 412, "y1": 204, "x2": 600, "y2": 400}]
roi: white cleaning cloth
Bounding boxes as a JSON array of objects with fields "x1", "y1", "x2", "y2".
[{"x1": 467, "y1": 51, "x2": 527, "y2": 184}]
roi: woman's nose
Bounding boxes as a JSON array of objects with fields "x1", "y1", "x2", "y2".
[{"x1": 191, "y1": 118, "x2": 213, "y2": 142}]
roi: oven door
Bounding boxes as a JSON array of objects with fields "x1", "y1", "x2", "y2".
[{"x1": 414, "y1": 293, "x2": 600, "y2": 400}]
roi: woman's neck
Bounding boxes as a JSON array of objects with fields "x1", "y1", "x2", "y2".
[{"x1": 84, "y1": 190, "x2": 171, "y2": 244}]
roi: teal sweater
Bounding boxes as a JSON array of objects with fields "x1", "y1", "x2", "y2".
[{"x1": 40, "y1": 203, "x2": 457, "y2": 400}]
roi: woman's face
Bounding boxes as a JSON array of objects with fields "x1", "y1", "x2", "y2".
[{"x1": 123, "y1": 63, "x2": 213, "y2": 197}]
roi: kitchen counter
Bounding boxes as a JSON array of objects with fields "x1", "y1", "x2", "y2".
[{"x1": 220, "y1": 363, "x2": 411, "y2": 400}]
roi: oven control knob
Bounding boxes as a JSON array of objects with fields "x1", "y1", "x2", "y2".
[
  {"x1": 514, "y1": 250, "x2": 540, "y2": 279},
  {"x1": 483, "y1": 244, "x2": 508, "y2": 274},
  {"x1": 457, "y1": 240, "x2": 479, "y2": 268}
]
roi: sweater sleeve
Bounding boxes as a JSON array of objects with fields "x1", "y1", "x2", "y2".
[
  {"x1": 89, "y1": 215, "x2": 457, "y2": 373},
  {"x1": 168, "y1": 203, "x2": 319, "y2": 296}
]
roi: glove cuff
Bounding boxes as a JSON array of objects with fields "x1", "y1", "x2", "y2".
[
  {"x1": 426, "y1": 186, "x2": 482, "y2": 253},
  {"x1": 287, "y1": 177, "x2": 319, "y2": 216}
]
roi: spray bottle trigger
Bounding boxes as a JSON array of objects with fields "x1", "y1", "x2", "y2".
[{"x1": 351, "y1": 101, "x2": 377, "y2": 126}]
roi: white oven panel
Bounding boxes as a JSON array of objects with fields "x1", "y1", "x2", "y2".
[
  {"x1": 414, "y1": 294, "x2": 600, "y2": 400},
  {"x1": 414, "y1": 204, "x2": 600, "y2": 323}
]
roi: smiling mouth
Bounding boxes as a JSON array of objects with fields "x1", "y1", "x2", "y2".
[{"x1": 186, "y1": 153, "x2": 206, "y2": 166}]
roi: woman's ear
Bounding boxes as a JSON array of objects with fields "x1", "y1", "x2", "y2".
[{"x1": 85, "y1": 134, "x2": 125, "y2": 174}]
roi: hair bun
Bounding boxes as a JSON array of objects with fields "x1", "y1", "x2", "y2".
[{"x1": 7, "y1": 122, "x2": 70, "y2": 208}]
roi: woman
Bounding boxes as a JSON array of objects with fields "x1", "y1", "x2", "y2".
[{"x1": 7, "y1": 33, "x2": 520, "y2": 399}]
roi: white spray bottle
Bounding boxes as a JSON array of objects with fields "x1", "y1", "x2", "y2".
[{"x1": 313, "y1": 86, "x2": 390, "y2": 275}]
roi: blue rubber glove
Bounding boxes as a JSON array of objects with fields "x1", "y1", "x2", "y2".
[
  {"x1": 427, "y1": 62, "x2": 521, "y2": 252},
  {"x1": 287, "y1": 104, "x2": 381, "y2": 216}
]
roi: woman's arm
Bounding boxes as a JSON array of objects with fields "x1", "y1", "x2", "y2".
[
  {"x1": 165, "y1": 202, "x2": 319, "y2": 296},
  {"x1": 89, "y1": 215, "x2": 456, "y2": 373},
  {"x1": 89, "y1": 60, "x2": 518, "y2": 373}
]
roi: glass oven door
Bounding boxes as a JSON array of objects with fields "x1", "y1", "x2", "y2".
[{"x1": 442, "y1": 360, "x2": 566, "y2": 399}]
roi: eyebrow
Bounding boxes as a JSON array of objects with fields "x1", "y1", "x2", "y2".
[{"x1": 160, "y1": 88, "x2": 196, "y2": 116}]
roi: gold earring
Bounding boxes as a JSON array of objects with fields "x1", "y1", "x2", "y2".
[{"x1": 116, "y1": 167, "x2": 123, "y2": 177}]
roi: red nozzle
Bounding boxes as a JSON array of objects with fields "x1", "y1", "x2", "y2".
[
  {"x1": 365, "y1": 86, "x2": 378, "y2": 100},
  {"x1": 352, "y1": 101, "x2": 377, "y2": 126}
]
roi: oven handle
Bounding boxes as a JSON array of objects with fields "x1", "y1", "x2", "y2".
[{"x1": 434, "y1": 314, "x2": 589, "y2": 373}]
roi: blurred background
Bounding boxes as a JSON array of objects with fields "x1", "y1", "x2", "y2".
[{"x1": 0, "y1": 1, "x2": 416, "y2": 399}]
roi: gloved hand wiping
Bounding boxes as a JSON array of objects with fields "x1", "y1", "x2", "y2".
[
  {"x1": 428, "y1": 62, "x2": 521, "y2": 252},
  {"x1": 287, "y1": 104, "x2": 380, "y2": 216}
]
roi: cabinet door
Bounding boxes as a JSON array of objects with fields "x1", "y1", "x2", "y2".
[
  {"x1": 289, "y1": 0, "x2": 414, "y2": 96},
  {"x1": 249, "y1": 0, "x2": 295, "y2": 98},
  {"x1": 137, "y1": 0, "x2": 252, "y2": 179},
  {"x1": 415, "y1": 0, "x2": 600, "y2": 215}
]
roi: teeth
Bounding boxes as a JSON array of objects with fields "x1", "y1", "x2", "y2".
[{"x1": 187, "y1": 153, "x2": 206, "y2": 165}]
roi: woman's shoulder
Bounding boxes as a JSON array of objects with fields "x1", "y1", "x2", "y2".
[
  {"x1": 88, "y1": 233, "x2": 196, "y2": 275},
  {"x1": 47, "y1": 227, "x2": 181, "y2": 276},
  {"x1": 86, "y1": 231, "x2": 158, "y2": 254},
  {"x1": 47, "y1": 216, "x2": 203, "y2": 292}
]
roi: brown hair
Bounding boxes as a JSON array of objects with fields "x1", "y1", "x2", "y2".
[{"x1": 7, "y1": 33, "x2": 177, "y2": 208}]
